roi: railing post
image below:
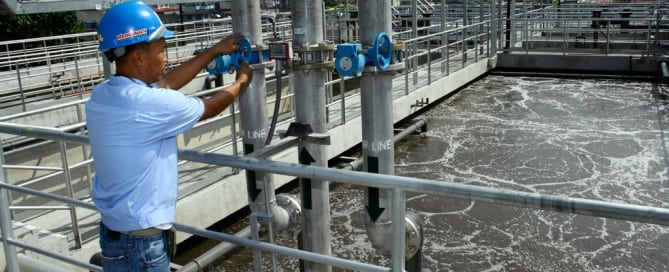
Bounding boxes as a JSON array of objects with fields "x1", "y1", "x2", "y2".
[
  {"x1": 427, "y1": 39, "x2": 432, "y2": 85},
  {"x1": 404, "y1": 55, "x2": 409, "y2": 95},
  {"x1": 446, "y1": 33, "x2": 450, "y2": 76},
  {"x1": 462, "y1": 28, "x2": 466, "y2": 68},
  {"x1": 339, "y1": 78, "x2": 346, "y2": 125},
  {"x1": 606, "y1": 20, "x2": 610, "y2": 55},
  {"x1": 390, "y1": 188, "x2": 406, "y2": 271},
  {"x1": 14, "y1": 64, "x2": 26, "y2": 112},
  {"x1": 0, "y1": 140, "x2": 20, "y2": 272},
  {"x1": 441, "y1": 0, "x2": 447, "y2": 74},
  {"x1": 59, "y1": 142, "x2": 82, "y2": 249},
  {"x1": 562, "y1": 17, "x2": 567, "y2": 55},
  {"x1": 647, "y1": 18, "x2": 651, "y2": 54}
]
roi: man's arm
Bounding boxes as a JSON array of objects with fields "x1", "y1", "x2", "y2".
[
  {"x1": 199, "y1": 62, "x2": 252, "y2": 121},
  {"x1": 157, "y1": 33, "x2": 243, "y2": 90}
]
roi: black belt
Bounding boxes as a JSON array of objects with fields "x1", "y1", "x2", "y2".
[{"x1": 106, "y1": 227, "x2": 164, "y2": 240}]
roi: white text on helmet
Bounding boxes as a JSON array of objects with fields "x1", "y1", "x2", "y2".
[{"x1": 116, "y1": 28, "x2": 148, "y2": 42}]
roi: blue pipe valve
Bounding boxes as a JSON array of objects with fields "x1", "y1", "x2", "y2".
[
  {"x1": 206, "y1": 37, "x2": 252, "y2": 75},
  {"x1": 335, "y1": 32, "x2": 392, "y2": 77}
]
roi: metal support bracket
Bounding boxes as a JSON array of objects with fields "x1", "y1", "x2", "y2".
[
  {"x1": 291, "y1": 42, "x2": 336, "y2": 70},
  {"x1": 410, "y1": 98, "x2": 430, "y2": 109},
  {"x1": 278, "y1": 122, "x2": 331, "y2": 145}
]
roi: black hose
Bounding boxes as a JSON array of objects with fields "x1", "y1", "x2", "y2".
[{"x1": 265, "y1": 61, "x2": 283, "y2": 146}]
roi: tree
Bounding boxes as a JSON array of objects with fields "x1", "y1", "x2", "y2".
[
  {"x1": 0, "y1": 12, "x2": 83, "y2": 41},
  {"x1": 324, "y1": 0, "x2": 339, "y2": 8}
]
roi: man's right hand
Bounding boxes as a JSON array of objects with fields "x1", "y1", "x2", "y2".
[
  {"x1": 216, "y1": 33, "x2": 244, "y2": 55},
  {"x1": 236, "y1": 62, "x2": 253, "y2": 89}
]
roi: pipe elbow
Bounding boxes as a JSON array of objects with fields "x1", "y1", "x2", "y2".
[
  {"x1": 275, "y1": 193, "x2": 302, "y2": 237},
  {"x1": 366, "y1": 218, "x2": 393, "y2": 254},
  {"x1": 365, "y1": 211, "x2": 423, "y2": 259}
]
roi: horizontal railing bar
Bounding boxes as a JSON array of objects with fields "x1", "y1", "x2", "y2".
[
  {"x1": 0, "y1": 183, "x2": 96, "y2": 210},
  {"x1": 173, "y1": 223, "x2": 390, "y2": 272},
  {"x1": 0, "y1": 122, "x2": 88, "y2": 145},
  {"x1": 179, "y1": 150, "x2": 669, "y2": 226},
  {"x1": 0, "y1": 182, "x2": 387, "y2": 271},
  {"x1": 9, "y1": 205, "x2": 71, "y2": 210},
  {"x1": 11, "y1": 170, "x2": 64, "y2": 189},
  {"x1": 4, "y1": 238, "x2": 102, "y2": 272},
  {"x1": 2, "y1": 165, "x2": 62, "y2": 171},
  {"x1": 0, "y1": 100, "x2": 87, "y2": 122}
]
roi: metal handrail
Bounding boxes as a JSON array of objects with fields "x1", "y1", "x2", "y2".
[
  {"x1": 4, "y1": 123, "x2": 669, "y2": 271},
  {"x1": 0, "y1": 3, "x2": 664, "y2": 270},
  {"x1": 0, "y1": 181, "x2": 391, "y2": 272}
]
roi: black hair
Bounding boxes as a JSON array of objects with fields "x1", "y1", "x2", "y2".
[{"x1": 103, "y1": 42, "x2": 151, "y2": 63}]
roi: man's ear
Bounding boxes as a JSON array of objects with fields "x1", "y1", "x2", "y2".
[{"x1": 129, "y1": 48, "x2": 150, "y2": 69}]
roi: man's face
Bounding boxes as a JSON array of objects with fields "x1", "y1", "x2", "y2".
[{"x1": 143, "y1": 39, "x2": 168, "y2": 83}]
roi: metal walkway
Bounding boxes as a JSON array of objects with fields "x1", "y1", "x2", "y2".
[{"x1": 1, "y1": 2, "x2": 669, "y2": 271}]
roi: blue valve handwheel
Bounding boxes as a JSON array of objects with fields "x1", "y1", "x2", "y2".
[
  {"x1": 206, "y1": 54, "x2": 234, "y2": 75},
  {"x1": 235, "y1": 37, "x2": 252, "y2": 69},
  {"x1": 206, "y1": 37, "x2": 253, "y2": 75},
  {"x1": 373, "y1": 32, "x2": 392, "y2": 71}
]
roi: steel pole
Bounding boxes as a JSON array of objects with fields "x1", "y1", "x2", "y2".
[
  {"x1": 231, "y1": 0, "x2": 289, "y2": 266},
  {"x1": 359, "y1": 1, "x2": 408, "y2": 271},
  {"x1": 0, "y1": 142, "x2": 20, "y2": 272},
  {"x1": 491, "y1": 0, "x2": 498, "y2": 54},
  {"x1": 291, "y1": 0, "x2": 331, "y2": 271}
]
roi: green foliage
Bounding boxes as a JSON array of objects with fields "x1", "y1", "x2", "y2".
[
  {"x1": 326, "y1": 3, "x2": 358, "y2": 10},
  {"x1": 0, "y1": 11, "x2": 83, "y2": 41},
  {"x1": 324, "y1": 0, "x2": 339, "y2": 8}
]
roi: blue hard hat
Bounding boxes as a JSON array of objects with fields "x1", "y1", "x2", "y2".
[{"x1": 97, "y1": 0, "x2": 174, "y2": 51}]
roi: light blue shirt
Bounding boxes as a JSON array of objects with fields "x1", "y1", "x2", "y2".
[{"x1": 86, "y1": 75, "x2": 204, "y2": 231}]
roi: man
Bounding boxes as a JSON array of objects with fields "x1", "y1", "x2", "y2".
[{"x1": 85, "y1": 1, "x2": 252, "y2": 271}]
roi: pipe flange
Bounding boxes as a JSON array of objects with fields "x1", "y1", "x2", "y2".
[
  {"x1": 291, "y1": 42, "x2": 335, "y2": 69},
  {"x1": 292, "y1": 42, "x2": 336, "y2": 53},
  {"x1": 404, "y1": 211, "x2": 423, "y2": 260},
  {"x1": 276, "y1": 193, "x2": 302, "y2": 238},
  {"x1": 251, "y1": 44, "x2": 269, "y2": 51},
  {"x1": 291, "y1": 61, "x2": 335, "y2": 70},
  {"x1": 362, "y1": 62, "x2": 404, "y2": 74},
  {"x1": 250, "y1": 61, "x2": 274, "y2": 70},
  {"x1": 386, "y1": 63, "x2": 405, "y2": 71}
]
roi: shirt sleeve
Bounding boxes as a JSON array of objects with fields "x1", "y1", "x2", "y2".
[{"x1": 136, "y1": 88, "x2": 204, "y2": 140}]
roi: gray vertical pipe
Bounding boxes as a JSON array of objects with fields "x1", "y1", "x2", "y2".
[
  {"x1": 490, "y1": 0, "x2": 498, "y2": 54},
  {"x1": 359, "y1": 1, "x2": 406, "y2": 271},
  {"x1": 290, "y1": 1, "x2": 331, "y2": 271},
  {"x1": 0, "y1": 145, "x2": 20, "y2": 272},
  {"x1": 231, "y1": 0, "x2": 289, "y2": 253}
]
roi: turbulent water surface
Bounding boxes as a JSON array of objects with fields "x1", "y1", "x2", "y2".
[{"x1": 214, "y1": 76, "x2": 669, "y2": 271}]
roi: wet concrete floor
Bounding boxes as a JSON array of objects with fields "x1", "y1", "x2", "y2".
[{"x1": 204, "y1": 76, "x2": 669, "y2": 271}]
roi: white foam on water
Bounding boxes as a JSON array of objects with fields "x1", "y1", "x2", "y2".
[{"x1": 217, "y1": 76, "x2": 669, "y2": 271}]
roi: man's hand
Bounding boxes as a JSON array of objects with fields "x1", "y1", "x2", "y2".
[
  {"x1": 236, "y1": 62, "x2": 253, "y2": 89},
  {"x1": 215, "y1": 33, "x2": 244, "y2": 55}
]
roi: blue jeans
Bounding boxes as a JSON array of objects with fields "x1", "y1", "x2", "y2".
[{"x1": 99, "y1": 223, "x2": 170, "y2": 272}]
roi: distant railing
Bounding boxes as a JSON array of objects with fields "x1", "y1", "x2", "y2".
[{"x1": 498, "y1": 3, "x2": 661, "y2": 55}]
